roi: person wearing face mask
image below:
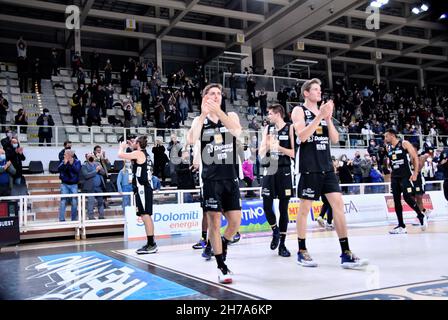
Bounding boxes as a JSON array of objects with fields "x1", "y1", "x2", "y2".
[
  {"x1": 58, "y1": 150, "x2": 81, "y2": 221},
  {"x1": 352, "y1": 151, "x2": 363, "y2": 183},
  {"x1": 58, "y1": 140, "x2": 78, "y2": 162},
  {"x1": 0, "y1": 147, "x2": 16, "y2": 196},
  {"x1": 117, "y1": 160, "x2": 134, "y2": 212},
  {"x1": 337, "y1": 154, "x2": 353, "y2": 194},
  {"x1": 5, "y1": 137, "x2": 25, "y2": 185},
  {"x1": 1, "y1": 130, "x2": 14, "y2": 149},
  {"x1": 0, "y1": 90, "x2": 9, "y2": 132},
  {"x1": 14, "y1": 109, "x2": 28, "y2": 134},
  {"x1": 81, "y1": 152, "x2": 106, "y2": 220},
  {"x1": 360, "y1": 153, "x2": 373, "y2": 183},
  {"x1": 36, "y1": 108, "x2": 55, "y2": 146}
]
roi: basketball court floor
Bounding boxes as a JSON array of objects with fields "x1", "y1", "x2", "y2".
[{"x1": 1, "y1": 220, "x2": 447, "y2": 300}]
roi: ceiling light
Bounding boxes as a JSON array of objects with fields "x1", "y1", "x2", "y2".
[
  {"x1": 412, "y1": 7, "x2": 420, "y2": 14},
  {"x1": 420, "y1": 4, "x2": 429, "y2": 12}
]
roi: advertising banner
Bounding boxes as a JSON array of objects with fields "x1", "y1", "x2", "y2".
[
  {"x1": 384, "y1": 194, "x2": 434, "y2": 222},
  {"x1": 221, "y1": 199, "x2": 270, "y2": 232},
  {"x1": 125, "y1": 203, "x2": 203, "y2": 240}
]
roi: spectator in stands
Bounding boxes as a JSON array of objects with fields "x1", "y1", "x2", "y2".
[
  {"x1": 229, "y1": 72, "x2": 237, "y2": 103},
  {"x1": 178, "y1": 91, "x2": 189, "y2": 126},
  {"x1": 120, "y1": 64, "x2": 129, "y2": 94},
  {"x1": 71, "y1": 51, "x2": 83, "y2": 77},
  {"x1": 247, "y1": 92, "x2": 257, "y2": 119},
  {"x1": 17, "y1": 36, "x2": 28, "y2": 93},
  {"x1": 423, "y1": 137, "x2": 435, "y2": 154},
  {"x1": 36, "y1": 108, "x2": 55, "y2": 146},
  {"x1": 14, "y1": 109, "x2": 28, "y2": 134},
  {"x1": 149, "y1": 76, "x2": 159, "y2": 102},
  {"x1": 122, "y1": 97, "x2": 133, "y2": 128},
  {"x1": 422, "y1": 156, "x2": 437, "y2": 182},
  {"x1": 1, "y1": 130, "x2": 14, "y2": 149},
  {"x1": 248, "y1": 117, "x2": 260, "y2": 133},
  {"x1": 361, "y1": 86, "x2": 373, "y2": 98},
  {"x1": 0, "y1": 147, "x2": 16, "y2": 196},
  {"x1": 5, "y1": 137, "x2": 25, "y2": 185},
  {"x1": 58, "y1": 140, "x2": 77, "y2": 162},
  {"x1": 361, "y1": 152, "x2": 373, "y2": 183},
  {"x1": 168, "y1": 134, "x2": 182, "y2": 186},
  {"x1": 352, "y1": 151, "x2": 362, "y2": 183},
  {"x1": 141, "y1": 87, "x2": 151, "y2": 122},
  {"x1": 130, "y1": 75, "x2": 141, "y2": 102},
  {"x1": 176, "y1": 150, "x2": 196, "y2": 203},
  {"x1": 135, "y1": 101, "x2": 143, "y2": 127},
  {"x1": 367, "y1": 139, "x2": 379, "y2": 160},
  {"x1": 221, "y1": 91, "x2": 227, "y2": 113},
  {"x1": 105, "y1": 83, "x2": 114, "y2": 111},
  {"x1": 117, "y1": 160, "x2": 133, "y2": 211},
  {"x1": 166, "y1": 103, "x2": 180, "y2": 129},
  {"x1": 361, "y1": 123, "x2": 373, "y2": 147},
  {"x1": 152, "y1": 138, "x2": 168, "y2": 184},
  {"x1": 58, "y1": 150, "x2": 81, "y2": 221},
  {"x1": 76, "y1": 84, "x2": 88, "y2": 117},
  {"x1": 50, "y1": 48, "x2": 59, "y2": 76},
  {"x1": 0, "y1": 90, "x2": 9, "y2": 132},
  {"x1": 246, "y1": 76, "x2": 256, "y2": 98},
  {"x1": 94, "y1": 145, "x2": 111, "y2": 176},
  {"x1": 86, "y1": 101, "x2": 101, "y2": 127},
  {"x1": 242, "y1": 154, "x2": 255, "y2": 198},
  {"x1": 337, "y1": 154, "x2": 353, "y2": 193},
  {"x1": 81, "y1": 152, "x2": 106, "y2": 220},
  {"x1": 94, "y1": 84, "x2": 107, "y2": 118},
  {"x1": 258, "y1": 89, "x2": 268, "y2": 118},
  {"x1": 90, "y1": 51, "x2": 100, "y2": 80},
  {"x1": 104, "y1": 59, "x2": 112, "y2": 84},
  {"x1": 70, "y1": 93, "x2": 83, "y2": 126},
  {"x1": 77, "y1": 68, "x2": 86, "y2": 87},
  {"x1": 31, "y1": 58, "x2": 42, "y2": 94}
]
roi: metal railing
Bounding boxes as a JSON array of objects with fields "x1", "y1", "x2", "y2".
[{"x1": 222, "y1": 72, "x2": 305, "y2": 93}]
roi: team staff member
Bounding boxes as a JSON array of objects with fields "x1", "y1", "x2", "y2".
[
  {"x1": 118, "y1": 136, "x2": 157, "y2": 254},
  {"x1": 259, "y1": 104, "x2": 295, "y2": 257},
  {"x1": 187, "y1": 83, "x2": 242, "y2": 284},
  {"x1": 291, "y1": 78, "x2": 368, "y2": 269}
]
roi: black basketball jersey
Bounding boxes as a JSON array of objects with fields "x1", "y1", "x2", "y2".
[
  {"x1": 387, "y1": 140, "x2": 413, "y2": 178},
  {"x1": 200, "y1": 117, "x2": 237, "y2": 180},
  {"x1": 298, "y1": 106, "x2": 332, "y2": 173},
  {"x1": 262, "y1": 123, "x2": 292, "y2": 168},
  {"x1": 132, "y1": 149, "x2": 151, "y2": 186}
]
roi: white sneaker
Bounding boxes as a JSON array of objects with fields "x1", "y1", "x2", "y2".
[
  {"x1": 316, "y1": 216, "x2": 326, "y2": 228},
  {"x1": 421, "y1": 215, "x2": 428, "y2": 231},
  {"x1": 218, "y1": 268, "x2": 233, "y2": 284},
  {"x1": 325, "y1": 222, "x2": 335, "y2": 230},
  {"x1": 297, "y1": 250, "x2": 318, "y2": 267},
  {"x1": 389, "y1": 226, "x2": 407, "y2": 234}
]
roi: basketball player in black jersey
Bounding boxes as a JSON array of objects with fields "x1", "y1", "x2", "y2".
[
  {"x1": 384, "y1": 129, "x2": 428, "y2": 234},
  {"x1": 291, "y1": 78, "x2": 368, "y2": 269},
  {"x1": 259, "y1": 104, "x2": 295, "y2": 257},
  {"x1": 118, "y1": 136, "x2": 157, "y2": 254},
  {"x1": 187, "y1": 83, "x2": 242, "y2": 284}
]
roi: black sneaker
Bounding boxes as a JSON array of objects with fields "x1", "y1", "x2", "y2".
[
  {"x1": 270, "y1": 232, "x2": 280, "y2": 250},
  {"x1": 202, "y1": 244, "x2": 213, "y2": 261},
  {"x1": 136, "y1": 243, "x2": 158, "y2": 255},
  {"x1": 278, "y1": 244, "x2": 291, "y2": 257},
  {"x1": 230, "y1": 232, "x2": 241, "y2": 244}
]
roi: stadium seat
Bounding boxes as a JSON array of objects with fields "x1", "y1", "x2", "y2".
[
  {"x1": 18, "y1": 133, "x2": 27, "y2": 143},
  {"x1": 113, "y1": 160, "x2": 124, "y2": 172},
  {"x1": 11, "y1": 96, "x2": 22, "y2": 103},
  {"x1": 71, "y1": 77, "x2": 77, "y2": 83},
  {"x1": 102, "y1": 127, "x2": 113, "y2": 134},
  {"x1": 106, "y1": 135, "x2": 118, "y2": 144},
  {"x1": 116, "y1": 109, "x2": 124, "y2": 117},
  {"x1": 10, "y1": 87, "x2": 20, "y2": 95},
  {"x1": 51, "y1": 76, "x2": 61, "y2": 82},
  {"x1": 62, "y1": 76, "x2": 71, "y2": 83},
  {"x1": 0, "y1": 86, "x2": 7, "y2": 94},
  {"x1": 28, "y1": 161, "x2": 44, "y2": 174},
  {"x1": 79, "y1": 126, "x2": 90, "y2": 134},
  {"x1": 94, "y1": 134, "x2": 106, "y2": 143},
  {"x1": 65, "y1": 126, "x2": 77, "y2": 134},
  {"x1": 81, "y1": 135, "x2": 91, "y2": 143},
  {"x1": 137, "y1": 128, "x2": 147, "y2": 135},
  {"x1": 59, "y1": 106, "x2": 70, "y2": 115},
  {"x1": 106, "y1": 109, "x2": 116, "y2": 116},
  {"x1": 64, "y1": 83, "x2": 74, "y2": 90},
  {"x1": 49, "y1": 160, "x2": 60, "y2": 174},
  {"x1": 55, "y1": 90, "x2": 65, "y2": 97},
  {"x1": 8, "y1": 65, "x2": 17, "y2": 72},
  {"x1": 0, "y1": 79, "x2": 7, "y2": 86},
  {"x1": 67, "y1": 134, "x2": 80, "y2": 143},
  {"x1": 66, "y1": 90, "x2": 75, "y2": 97},
  {"x1": 62, "y1": 116, "x2": 72, "y2": 124},
  {"x1": 59, "y1": 69, "x2": 69, "y2": 76},
  {"x1": 57, "y1": 97, "x2": 68, "y2": 105},
  {"x1": 113, "y1": 93, "x2": 119, "y2": 100},
  {"x1": 12, "y1": 104, "x2": 23, "y2": 112}
]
